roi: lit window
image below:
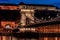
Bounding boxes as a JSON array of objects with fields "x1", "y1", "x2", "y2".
[{"x1": 5, "y1": 24, "x2": 10, "y2": 29}]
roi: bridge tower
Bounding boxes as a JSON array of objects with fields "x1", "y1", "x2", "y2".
[{"x1": 19, "y1": 5, "x2": 35, "y2": 27}]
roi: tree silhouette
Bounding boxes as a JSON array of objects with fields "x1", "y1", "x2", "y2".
[{"x1": 19, "y1": 2, "x2": 25, "y2": 5}]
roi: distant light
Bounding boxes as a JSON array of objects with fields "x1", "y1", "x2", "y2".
[
  {"x1": 19, "y1": 28, "x2": 36, "y2": 32},
  {"x1": 48, "y1": 16, "x2": 50, "y2": 18},
  {"x1": 0, "y1": 6, "x2": 18, "y2": 10},
  {"x1": 21, "y1": 9, "x2": 34, "y2": 12},
  {"x1": 41, "y1": 17, "x2": 43, "y2": 20},
  {"x1": 57, "y1": 14, "x2": 59, "y2": 16},
  {"x1": 5, "y1": 24, "x2": 10, "y2": 29}
]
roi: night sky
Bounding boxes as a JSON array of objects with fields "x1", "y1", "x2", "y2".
[{"x1": 0, "y1": 0, "x2": 60, "y2": 8}]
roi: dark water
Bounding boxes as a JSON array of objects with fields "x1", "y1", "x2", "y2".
[
  {"x1": 0, "y1": 32, "x2": 39, "y2": 40},
  {"x1": 0, "y1": 36, "x2": 38, "y2": 40}
]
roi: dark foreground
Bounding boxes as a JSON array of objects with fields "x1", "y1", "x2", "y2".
[
  {"x1": 0, "y1": 36, "x2": 38, "y2": 40},
  {"x1": 0, "y1": 32, "x2": 60, "y2": 40},
  {"x1": 0, "y1": 32, "x2": 39, "y2": 40}
]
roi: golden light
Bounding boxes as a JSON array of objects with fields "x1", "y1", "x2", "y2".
[
  {"x1": 0, "y1": 6, "x2": 19, "y2": 10},
  {"x1": 21, "y1": 9, "x2": 34, "y2": 12},
  {"x1": 1, "y1": 21, "x2": 15, "y2": 28}
]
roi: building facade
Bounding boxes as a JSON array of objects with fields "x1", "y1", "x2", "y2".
[{"x1": 0, "y1": 3, "x2": 20, "y2": 32}]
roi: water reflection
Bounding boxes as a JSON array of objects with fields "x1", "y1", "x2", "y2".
[{"x1": 0, "y1": 36, "x2": 38, "y2": 40}]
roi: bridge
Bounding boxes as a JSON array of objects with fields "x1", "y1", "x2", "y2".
[{"x1": 18, "y1": 4, "x2": 60, "y2": 27}]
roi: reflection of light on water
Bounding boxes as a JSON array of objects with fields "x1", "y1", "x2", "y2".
[
  {"x1": 0, "y1": 36, "x2": 11, "y2": 40},
  {"x1": 1, "y1": 36, "x2": 6, "y2": 40},
  {"x1": 12, "y1": 37, "x2": 17, "y2": 40},
  {"x1": 2, "y1": 36, "x2": 18, "y2": 40},
  {"x1": 1, "y1": 36, "x2": 11, "y2": 40},
  {"x1": 0, "y1": 36, "x2": 60, "y2": 40},
  {"x1": 44, "y1": 37, "x2": 48, "y2": 40},
  {"x1": 0, "y1": 36, "x2": 38, "y2": 40},
  {"x1": 3, "y1": 36, "x2": 7, "y2": 40}
]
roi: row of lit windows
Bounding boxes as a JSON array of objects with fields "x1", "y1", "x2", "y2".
[
  {"x1": 37, "y1": 24, "x2": 60, "y2": 33},
  {"x1": 0, "y1": 6, "x2": 19, "y2": 10},
  {"x1": 39, "y1": 37, "x2": 60, "y2": 40},
  {"x1": 19, "y1": 28, "x2": 36, "y2": 32}
]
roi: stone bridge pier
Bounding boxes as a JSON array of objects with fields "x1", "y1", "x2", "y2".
[{"x1": 20, "y1": 9, "x2": 35, "y2": 26}]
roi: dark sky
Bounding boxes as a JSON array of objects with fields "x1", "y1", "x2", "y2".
[{"x1": 0, "y1": 0, "x2": 60, "y2": 8}]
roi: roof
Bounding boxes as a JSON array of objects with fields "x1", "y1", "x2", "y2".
[
  {"x1": 19, "y1": 2, "x2": 54, "y2": 7},
  {"x1": 0, "y1": 3, "x2": 19, "y2": 10},
  {"x1": 20, "y1": 4, "x2": 59, "y2": 9},
  {"x1": 19, "y1": 2, "x2": 59, "y2": 9}
]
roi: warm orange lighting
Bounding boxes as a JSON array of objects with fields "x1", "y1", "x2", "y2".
[
  {"x1": 21, "y1": 9, "x2": 34, "y2": 12},
  {"x1": 1, "y1": 21, "x2": 15, "y2": 28},
  {"x1": 0, "y1": 6, "x2": 19, "y2": 10},
  {"x1": 37, "y1": 24, "x2": 60, "y2": 33},
  {"x1": 19, "y1": 28, "x2": 36, "y2": 32}
]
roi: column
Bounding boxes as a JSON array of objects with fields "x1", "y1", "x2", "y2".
[
  {"x1": 25, "y1": 11, "x2": 34, "y2": 24},
  {"x1": 20, "y1": 12, "x2": 26, "y2": 26}
]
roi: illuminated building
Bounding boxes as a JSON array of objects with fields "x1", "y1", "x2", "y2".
[
  {"x1": 0, "y1": 3, "x2": 20, "y2": 32},
  {"x1": 0, "y1": 2, "x2": 60, "y2": 40},
  {"x1": 18, "y1": 2, "x2": 60, "y2": 40}
]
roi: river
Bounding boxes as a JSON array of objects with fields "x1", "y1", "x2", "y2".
[{"x1": 0, "y1": 36, "x2": 38, "y2": 40}]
